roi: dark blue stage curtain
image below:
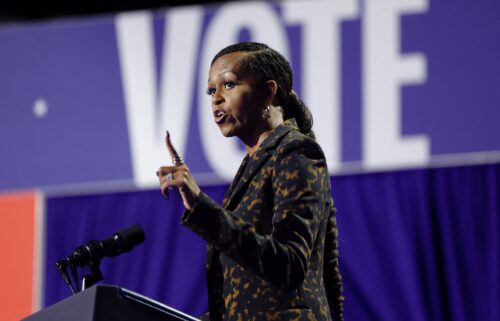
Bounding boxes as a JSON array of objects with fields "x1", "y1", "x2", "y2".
[{"x1": 44, "y1": 163, "x2": 499, "y2": 321}]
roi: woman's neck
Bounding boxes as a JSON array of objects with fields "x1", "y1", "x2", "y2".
[{"x1": 243, "y1": 114, "x2": 284, "y2": 156}]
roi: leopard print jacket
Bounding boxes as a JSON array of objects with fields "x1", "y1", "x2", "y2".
[{"x1": 182, "y1": 119, "x2": 335, "y2": 321}]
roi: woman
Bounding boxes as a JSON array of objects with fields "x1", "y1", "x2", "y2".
[{"x1": 158, "y1": 42, "x2": 343, "y2": 321}]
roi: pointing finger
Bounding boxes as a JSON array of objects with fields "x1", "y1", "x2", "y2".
[{"x1": 165, "y1": 130, "x2": 184, "y2": 166}]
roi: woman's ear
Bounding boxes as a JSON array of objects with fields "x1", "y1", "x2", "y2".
[{"x1": 264, "y1": 80, "x2": 278, "y2": 105}]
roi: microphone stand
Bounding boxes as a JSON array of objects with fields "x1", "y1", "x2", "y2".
[
  {"x1": 56, "y1": 258, "x2": 104, "y2": 293},
  {"x1": 70, "y1": 263, "x2": 80, "y2": 292},
  {"x1": 81, "y1": 261, "x2": 104, "y2": 291},
  {"x1": 55, "y1": 260, "x2": 75, "y2": 294}
]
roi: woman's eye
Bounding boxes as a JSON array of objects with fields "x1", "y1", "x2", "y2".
[
  {"x1": 206, "y1": 81, "x2": 235, "y2": 95},
  {"x1": 224, "y1": 81, "x2": 235, "y2": 89}
]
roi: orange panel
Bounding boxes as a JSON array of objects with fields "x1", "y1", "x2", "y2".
[{"x1": 0, "y1": 192, "x2": 36, "y2": 321}]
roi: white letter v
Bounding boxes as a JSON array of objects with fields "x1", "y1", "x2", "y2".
[{"x1": 116, "y1": 8, "x2": 203, "y2": 187}]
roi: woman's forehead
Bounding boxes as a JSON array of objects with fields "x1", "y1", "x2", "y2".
[{"x1": 208, "y1": 52, "x2": 252, "y2": 82}]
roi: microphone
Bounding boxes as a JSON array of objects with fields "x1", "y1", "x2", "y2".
[{"x1": 66, "y1": 224, "x2": 145, "y2": 268}]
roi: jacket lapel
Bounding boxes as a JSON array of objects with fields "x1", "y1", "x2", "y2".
[
  {"x1": 221, "y1": 154, "x2": 249, "y2": 207},
  {"x1": 222, "y1": 119, "x2": 298, "y2": 209}
]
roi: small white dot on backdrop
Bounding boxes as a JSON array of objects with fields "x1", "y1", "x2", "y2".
[{"x1": 33, "y1": 98, "x2": 48, "y2": 118}]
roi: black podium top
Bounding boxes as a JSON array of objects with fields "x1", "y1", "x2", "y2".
[{"x1": 22, "y1": 285, "x2": 201, "y2": 321}]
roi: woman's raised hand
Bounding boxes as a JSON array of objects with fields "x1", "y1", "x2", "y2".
[{"x1": 157, "y1": 131, "x2": 201, "y2": 210}]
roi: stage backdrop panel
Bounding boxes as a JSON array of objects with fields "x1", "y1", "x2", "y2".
[
  {"x1": 44, "y1": 163, "x2": 499, "y2": 321},
  {"x1": 1, "y1": 0, "x2": 500, "y2": 192}
]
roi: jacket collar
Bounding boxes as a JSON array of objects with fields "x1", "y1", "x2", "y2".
[{"x1": 222, "y1": 119, "x2": 299, "y2": 208}]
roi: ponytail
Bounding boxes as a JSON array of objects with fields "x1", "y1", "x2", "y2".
[
  {"x1": 324, "y1": 204, "x2": 345, "y2": 321},
  {"x1": 284, "y1": 90, "x2": 315, "y2": 139}
]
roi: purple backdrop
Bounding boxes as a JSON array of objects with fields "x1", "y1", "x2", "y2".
[{"x1": 44, "y1": 163, "x2": 500, "y2": 320}]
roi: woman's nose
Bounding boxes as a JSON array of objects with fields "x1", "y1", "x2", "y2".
[{"x1": 212, "y1": 91, "x2": 223, "y2": 106}]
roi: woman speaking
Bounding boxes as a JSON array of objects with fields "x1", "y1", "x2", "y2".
[{"x1": 157, "y1": 42, "x2": 344, "y2": 321}]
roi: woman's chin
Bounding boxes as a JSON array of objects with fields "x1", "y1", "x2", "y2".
[
  {"x1": 218, "y1": 126, "x2": 234, "y2": 138},
  {"x1": 218, "y1": 123, "x2": 238, "y2": 138}
]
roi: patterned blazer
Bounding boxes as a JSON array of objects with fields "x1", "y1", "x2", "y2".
[{"x1": 182, "y1": 119, "x2": 334, "y2": 321}]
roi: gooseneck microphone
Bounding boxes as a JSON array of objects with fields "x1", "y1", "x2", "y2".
[
  {"x1": 67, "y1": 224, "x2": 145, "y2": 267},
  {"x1": 56, "y1": 224, "x2": 145, "y2": 293}
]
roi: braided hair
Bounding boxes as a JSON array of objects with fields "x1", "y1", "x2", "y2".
[
  {"x1": 324, "y1": 204, "x2": 345, "y2": 321},
  {"x1": 211, "y1": 42, "x2": 315, "y2": 139},
  {"x1": 212, "y1": 42, "x2": 344, "y2": 321}
]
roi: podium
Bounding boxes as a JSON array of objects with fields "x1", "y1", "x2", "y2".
[{"x1": 22, "y1": 285, "x2": 201, "y2": 321}]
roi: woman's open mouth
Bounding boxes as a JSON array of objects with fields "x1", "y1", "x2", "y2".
[{"x1": 214, "y1": 109, "x2": 228, "y2": 124}]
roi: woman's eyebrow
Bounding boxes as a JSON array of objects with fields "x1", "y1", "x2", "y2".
[{"x1": 207, "y1": 70, "x2": 237, "y2": 83}]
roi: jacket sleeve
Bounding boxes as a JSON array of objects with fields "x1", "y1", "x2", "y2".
[{"x1": 181, "y1": 137, "x2": 328, "y2": 290}]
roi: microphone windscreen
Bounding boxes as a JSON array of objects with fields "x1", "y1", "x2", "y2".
[{"x1": 115, "y1": 224, "x2": 145, "y2": 251}]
